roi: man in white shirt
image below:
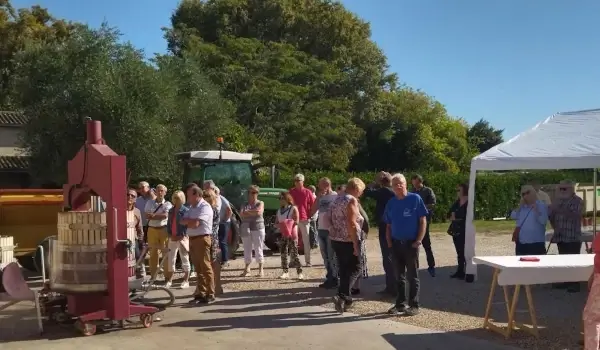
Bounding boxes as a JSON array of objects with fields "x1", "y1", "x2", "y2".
[
  {"x1": 310, "y1": 177, "x2": 339, "y2": 289},
  {"x1": 183, "y1": 185, "x2": 215, "y2": 304},
  {"x1": 144, "y1": 184, "x2": 173, "y2": 279}
]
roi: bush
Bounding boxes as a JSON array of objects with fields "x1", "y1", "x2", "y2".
[{"x1": 257, "y1": 170, "x2": 595, "y2": 223}]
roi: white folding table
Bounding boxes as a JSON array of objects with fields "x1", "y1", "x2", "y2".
[{"x1": 473, "y1": 254, "x2": 594, "y2": 339}]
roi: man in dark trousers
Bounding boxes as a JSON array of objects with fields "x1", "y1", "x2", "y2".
[
  {"x1": 411, "y1": 174, "x2": 437, "y2": 277},
  {"x1": 385, "y1": 173, "x2": 428, "y2": 316},
  {"x1": 364, "y1": 171, "x2": 396, "y2": 296}
]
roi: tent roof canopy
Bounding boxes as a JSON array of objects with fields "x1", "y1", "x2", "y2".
[{"x1": 472, "y1": 108, "x2": 600, "y2": 171}]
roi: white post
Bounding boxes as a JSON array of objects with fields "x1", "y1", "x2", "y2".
[{"x1": 464, "y1": 166, "x2": 478, "y2": 280}]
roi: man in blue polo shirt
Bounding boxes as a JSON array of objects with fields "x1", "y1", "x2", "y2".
[{"x1": 384, "y1": 173, "x2": 428, "y2": 316}]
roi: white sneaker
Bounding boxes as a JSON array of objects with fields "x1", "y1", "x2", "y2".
[
  {"x1": 297, "y1": 273, "x2": 305, "y2": 280},
  {"x1": 190, "y1": 272, "x2": 197, "y2": 278},
  {"x1": 279, "y1": 272, "x2": 289, "y2": 279},
  {"x1": 180, "y1": 281, "x2": 189, "y2": 289},
  {"x1": 165, "y1": 281, "x2": 172, "y2": 288}
]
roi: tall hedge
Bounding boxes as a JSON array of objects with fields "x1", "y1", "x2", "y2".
[{"x1": 257, "y1": 170, "x2": 595, "y2": 223}]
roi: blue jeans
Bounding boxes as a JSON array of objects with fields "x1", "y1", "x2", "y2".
[
  {"x1": 318, "y1": 229, "x2": 337, "y2": 282},
  {"x1": 218, "y1": 222, "x2": 231, "y2": 263},
  {"x1": 378, "y1": 223, "x2": 396, "y2": 293}
]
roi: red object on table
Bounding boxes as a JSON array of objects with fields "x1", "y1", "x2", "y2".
[
  {"x1": 519, "y1": 257, "x2": 540, "y2": 262},
  {"x1": 62, "y1": 119, "x2": 157, "y2": 323}
]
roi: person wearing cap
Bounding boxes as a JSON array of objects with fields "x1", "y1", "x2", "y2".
[
  {"x1": 411, "y1": 174, "x2": 437, "y2": 277},
  {"x1": 289, "y1": 173, "x2": 316, "y2": 266}
]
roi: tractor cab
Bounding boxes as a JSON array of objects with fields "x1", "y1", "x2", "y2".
[{"x1": 176, "y1": 150, "x2": 254, "y2": 210}]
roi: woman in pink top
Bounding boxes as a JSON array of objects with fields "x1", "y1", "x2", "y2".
[{"x1": 583, "y1": 234, "x2": 600, "y2": 349}]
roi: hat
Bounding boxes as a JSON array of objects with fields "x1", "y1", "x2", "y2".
[{"x1": 294, "y1": 174, "x2": 305, "y2": 182}]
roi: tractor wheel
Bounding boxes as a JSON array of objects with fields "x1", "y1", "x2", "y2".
[
  {"x1": 263, "y1": 228, "x2": 280, "y2": 253},
  {"x1": 16, "y1": 253, "x2": 37, "y2": 272}
]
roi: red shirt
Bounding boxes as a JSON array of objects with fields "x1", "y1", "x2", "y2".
[{"x1": 289, "y1": 187, "x2": 315, "y2": 221}]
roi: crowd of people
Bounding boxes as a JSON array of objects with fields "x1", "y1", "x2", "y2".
[
  {"x1": 122, "y1": 172, "x2": 600, "y2": 349},
  {"x1": 124, "y1": 171, "x2": 470, "y2": 316}
]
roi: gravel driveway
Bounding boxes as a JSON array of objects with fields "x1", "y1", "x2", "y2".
[{"x1": 220, "y1": 231, "x2": 587, "y2": 350}]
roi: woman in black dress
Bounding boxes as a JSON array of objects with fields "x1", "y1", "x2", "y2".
[{"x1": 448, "y1": 183, "x2": 468, "y2": 279}]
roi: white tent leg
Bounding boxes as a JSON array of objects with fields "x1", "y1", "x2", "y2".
[{"x1": 465, "y1": 166, "x2": 477, "y2": 281}]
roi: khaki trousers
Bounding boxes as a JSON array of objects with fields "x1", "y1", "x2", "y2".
[
  {"x1": 147, "y1": 226, "x2": 168, "y2": 278},
  {"x1": 189, "y1": 235, "x2": 214, "y2": 297}
]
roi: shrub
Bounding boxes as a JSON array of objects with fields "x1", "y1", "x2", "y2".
[{"x1": 257, "y1": 170, "x2": 594, "y2": 223}]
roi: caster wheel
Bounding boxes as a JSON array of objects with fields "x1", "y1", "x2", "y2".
[
  {"x1": 140, "y1": 314, "x2": 153, "y2": 328},
  {"x1": 53, "y1": 311, "x2": 69, "y2": 324},
  {"x1": 75, "y1": 320, "x2": 96, "y2": 336}
]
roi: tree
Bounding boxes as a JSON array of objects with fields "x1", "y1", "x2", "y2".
[
  {"x1": 10, "y1": 24, "x2": 234, "y2": 185},
  {"x1": 0, "y1": 0, "x2": 75, "y2": 108},
  {"x1": 350, "y1": 89, "x2": 476, "y2": 173},
  {"x1": 166, "y1": 0, "x2": 393, "y2": 170},
  {"x1": 467, "y1": 118, "x2": 505, "y2": 154}
]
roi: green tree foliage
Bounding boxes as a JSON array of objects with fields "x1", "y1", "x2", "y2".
[
  {"x1": 166, "y1": 0, "x2": 480, "y2": 172},
  {"x1": 0, "y1": 0, "x2": 75, "y2": 108},
  {"x1": 467, "y1": 118, "x2": 505, "y2": 153},
  {"x1": 10, "y1": 24, "x2": 234, "y2": 185}
]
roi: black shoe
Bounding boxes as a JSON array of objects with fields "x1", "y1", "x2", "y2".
[
  {"x1": 351, "y1": 288, "x2": 360, "y2": 296},
  {"x1": 343, "y1": 301, "x2": 354, "y2": 312},
  {"x1": 450, "y1": 271, "x2": 465, "y2": 279},
  {"x1": 333, "y1": 295, "x2": 345, "y2": 314},
  {"x1": 197, "y1": 295, "x2": 216, "y2": 304},
  {"x1": 405, "y1": 307, "x2": 420, "y2": 316},
  {"x1": 387, "y1": 305, "x2": 406, "y2": 315},
  {"x1": 188, "y1": 296, "x2": 203, "y2": 304}
]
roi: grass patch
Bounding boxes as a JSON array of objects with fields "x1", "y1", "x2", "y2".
[
  {"x1": 430, "y1": 219, "x2": 515, "y2": 234},
  {"x1": 367, "y1": 219, "x2": 515, "y2": 237}
]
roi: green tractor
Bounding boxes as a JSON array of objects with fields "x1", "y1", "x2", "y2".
[{"x1": 176, "y1": 148, "x2": 286, "y2": 255}]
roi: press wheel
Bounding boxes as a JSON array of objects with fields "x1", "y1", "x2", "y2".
[
  {"x1": 140, "y1": 313, "x2": 153, "y2": 328},
  {"x1": 75, "y1": 320, "x2": 97, "y2": 336}
]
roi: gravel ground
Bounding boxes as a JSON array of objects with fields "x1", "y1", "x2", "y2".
[{"x1": 219, "y1": 231, "x2": 586, "y2": 350}]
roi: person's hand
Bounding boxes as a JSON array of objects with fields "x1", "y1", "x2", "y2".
[
  {"x1": 146, "y1": 213, "x2": 154, "y2": 219},
  {"x1": 412, "y1": 240, "x2": 422, "y2": 248},
  {"x1": 353, "y1": 243, "x2": 359, "y2": 257},
  {"x1": 450, "y1": 213, "x2": 456, "y2": 221}
]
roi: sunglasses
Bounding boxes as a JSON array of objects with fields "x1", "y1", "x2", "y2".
[
  {"x1": 249, "y1": 191, "x2": 258, "y2": 195},
  {"x1": 521, "y1": 191, "x2": 530, "y2": 196},
  {"x1": 127, "y1": 194, "x2": 136, "y2": 198},
  {"x1": 559, "y1": 187, "x2": 568, "y2": 191}
]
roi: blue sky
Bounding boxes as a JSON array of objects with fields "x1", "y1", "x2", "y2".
[{"x1": 12, "y1": 0, "x2": 600, "y2": 138}]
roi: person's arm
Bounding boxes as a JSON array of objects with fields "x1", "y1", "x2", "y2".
[
  {"x1": 383, "y1": 201, "x2": 393, "y2": 248},
  {"x1": 186, "y1": 205, "x2": 210, "y2": 229},
  {"x1": 134, "y1": 209, "x2": 144, "y2": 241},
  {"x1": 414, "y1": 197, "x2": 428, "y2": 245},
  {"x1": 153, "y1": 202, "x2": 171, "y2": 220},
  {"x1": 346, "y1": 198, "x2": 360, "y2": 253},
  {"x1": 562, "y1": 198, "x2": 583, "y2": 220},
  {"x1": 292, "y1": 206, "x2": 300, "y2": 224},
  {"x1": 363, "y1": 186, "x2": 378, "y2": 199},
  {"x1": 144, "y1": 201, "x2": 154, "y2": 219},
  {"x1": 534, "y1": 202, "x2": 548, "y2": 225},
  {"x1": 309, "y1": 196, "x2": 320, "y2": 218},
  {"x1": 222, "y1": 197, "x2": 233, "y2": 221},
  {"x1": 426, "y1": 188, "x2": 436, "y2": 210},
  {"x1": 510, "y1": 206, "x2": 521, "y2": 220},
  {"x1": 448, "y1": 201, "x2": 458, "y2": 220}
]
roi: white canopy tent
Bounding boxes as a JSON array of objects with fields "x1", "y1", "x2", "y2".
[{"x1": 465, "y1": 108, "x2": 600, "y2": 278}]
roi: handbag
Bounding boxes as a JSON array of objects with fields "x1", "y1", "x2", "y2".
[
  {"x1": 512, "y1": 207, "x2": 533, "y2": 243},
  {"x1": 278, "y1": 207, "x2": 297, "y2": 239}
]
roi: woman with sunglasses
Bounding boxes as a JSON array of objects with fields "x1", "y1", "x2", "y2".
[
  {"x1": 510, "y1": 184, "x2": 548, "y2": 256},
  {"x1": 240, "y1": 185, "x2": 266, "y2": 277},
  {"x1": 277, "y1": 191, "x2": 304, "y2": 280}
]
